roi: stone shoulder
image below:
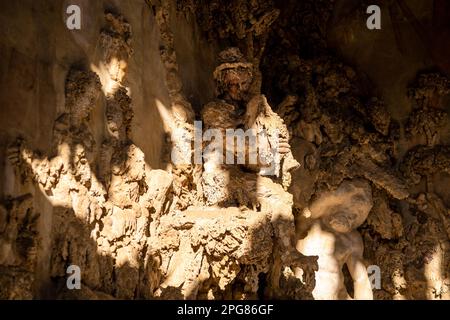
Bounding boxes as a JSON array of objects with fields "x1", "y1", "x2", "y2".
[{"x1": 201, "y1": 100, "x2": 237, "y2": 130}]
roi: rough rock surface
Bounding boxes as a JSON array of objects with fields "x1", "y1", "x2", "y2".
[
  {"x1": 155, "y1": 207, "x2": 272, "y2": 299},
  {"x1": 0, "y1": 0, "x2": 449, "y2": 300}
]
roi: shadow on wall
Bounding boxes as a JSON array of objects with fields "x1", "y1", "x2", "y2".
[
  {"x1": 0, "y1": 0, "x2": 177, "y2": 299},
  {"x1": 0, "y1": 64, "x2": 165, "y2": 298}
]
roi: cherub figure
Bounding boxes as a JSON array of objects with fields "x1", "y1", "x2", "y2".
[{"x1": 296, "y1": 179, "x2": 374, "y2": 300}]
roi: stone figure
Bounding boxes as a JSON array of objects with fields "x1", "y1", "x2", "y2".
[
  {"x1": 7, "y1": 68, "x2": 104, "y2": 221},
  {"x1": 201, "y1": 47, "x2": 317, "y2": 298},
  {"x1": 202, "y1": 47, "x2": 299, "y2": 205},
  {"x1": 100, "y1": 88, "x2": 148, "y2": 244},
  {"x1": 99, "y1": 87, "x2": 172, "y2": 248},
  {"x1": 94, "y1": 11, "x2": 173, "y2": 299},
  {"x1": 296, "y1": 179, "x2": 374, "y2": 300},
  {"x1": 6, "y1": 67, "x2": 108, "y2": 296}
]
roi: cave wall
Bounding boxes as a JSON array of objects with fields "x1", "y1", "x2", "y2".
[
  {"x1": 0, "y1": 0, "x2": 168, "y2": 191},
  {"x1": 0, "y1": 0, "x2": 215, "y2": 298},
  {"x1": 0, "y1": 0, "x2": 449, "y2": 300},
  {"x1": 259, "y1": 0, "x2": 450, "y2": 300}
]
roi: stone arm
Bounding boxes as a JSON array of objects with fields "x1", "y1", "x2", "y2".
[
  {"x1": 7, "y1": 139, "x2": 60, "y2": 191},
  {"x1": 346, "y1": 232, "x2": 373, "y2": 300},
  {"x1": 98, "y1": 141, "x2": 114, "y2": 189},
  {"x1": 244, "y1": 95, "x2": 299, "y2": 186},
  {"x1": 6, "y1": 114, "x2": 75, "y2": 191}
]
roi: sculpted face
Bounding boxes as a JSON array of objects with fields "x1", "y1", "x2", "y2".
[
  {"x1": 324, "y1": 207, "x2": 358, "y2": 233},
  {"x1": 221, "y1": 68, "x2": 253, "y2": 102},
  {"x1": 106, "y1": 102, "x2": 126, "y2": 141},
  {"x1": 309, "y1": 179, "x2": 373, "y2": 233},
  {"x1": 324, "y1": 190, "x2": 372, "y2": 233},
  {"x1": 66, "y1": 70, "x2": 102, "y2": 123}
]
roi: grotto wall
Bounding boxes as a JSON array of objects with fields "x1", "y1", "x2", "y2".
[
  {"x1": 259, "y1": 0, "x2": 450, "y2": 300},
  {"x1": 0, "y1": 0, "x2": 449, "y2": 300},
  {"x1": 0, "y1": 0, "x2": 216, "y2": 299}
]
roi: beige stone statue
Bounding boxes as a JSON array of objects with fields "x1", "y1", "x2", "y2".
[
  {"x1": 201, "y1": 48, "x2": 317, "y2": 298},
  {"x1": 7, "y1": 68, "x2": 105, "y2": 219},
  {"x1": 296, "y1": 179, "x2": 374, "y2": 300},
  {"x1": 99, "y1": 87, "x2": 172, "y2": 248}
]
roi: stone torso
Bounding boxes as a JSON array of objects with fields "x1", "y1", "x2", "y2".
[{"x1": 297, "y1": 222, "x2": 358, "y2": 299}]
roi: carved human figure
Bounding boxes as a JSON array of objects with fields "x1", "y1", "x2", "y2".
[
  {"x1": 296, "y1": 179, "x2": 374, "y2": 300},
  {"x1": 6, "y1": 68, "x2": 106, "y2": 293},
  {"x1": 96, "y1": 11, "x2": 167, "y2": 249},
  {"x1": 202, "y1": 47, "x2": 298, "y2": 205},
  {"x1": 7, "y1": 68, "x2": 104, "y2": 221},
  {"x1": 100, "y1": 89, "x2": 146, "y2": 245},
  {"x1": 201, "y1": 48, "x2": 317, "y2": 297},
  {"x1": 99, "y1": 88, "x2": 172, "y2": 249}
]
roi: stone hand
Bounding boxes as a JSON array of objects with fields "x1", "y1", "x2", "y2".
[
  {"x1": 277, "y1": 138, "x2": 290, "y2": 155},
  {"x1": 291, "y1": 252, "x2": 318, "y2": 292},
  {"x1": 288, "y1": 250, "x2": 319, "y2": 273},
  {"x1": 6, "y1": 139, "x2": 24, "y2": 167}
]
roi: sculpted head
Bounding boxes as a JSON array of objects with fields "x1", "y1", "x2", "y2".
[
  {"x1": 214, "y1": 48, "x2": 253, "y2": 103},
  {"x1": 309, "y1": 179, "x2": 373, "y2": 233},
  {"x1": 65, "y1": 69, "x2": 102, "y2": 123},
  {"x1": 106, "y1": 99, "x2": 125, "y2": 141},
  {"x1": 105, "y1": 87, "x2": 133, "y2": 142}
]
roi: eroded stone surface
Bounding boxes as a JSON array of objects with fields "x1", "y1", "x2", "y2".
[{"x1": 1, "y1": 0, "x2": 449, "y2": 301}]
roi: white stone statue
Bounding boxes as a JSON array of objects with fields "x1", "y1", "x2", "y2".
[{"x1": 296, "y1": 179, "x2": 374, "y2": 300}]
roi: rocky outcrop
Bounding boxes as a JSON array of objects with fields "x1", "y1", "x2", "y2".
[{"x1": 155, "y1": 207, "x2": 272, "y2": 299}]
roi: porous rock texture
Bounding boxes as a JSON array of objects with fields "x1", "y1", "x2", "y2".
[{"x1": 0, "y1": 0, "x2": 449, "y2": 300}]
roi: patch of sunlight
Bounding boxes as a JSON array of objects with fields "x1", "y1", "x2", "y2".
[
  {"x1": 155, "y1": 98, "x2": 175, "y2": 133},
  {"x1": 424, "y1": 244, "x2": 448, "y2": 299},
  {"x1": 90, "y1": 57, "x2": 127, "y2": 96}
]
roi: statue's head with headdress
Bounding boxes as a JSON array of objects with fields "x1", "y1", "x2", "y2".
[{"x1": 213, "y1": 47, "x2": 254, "y2": 103}]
